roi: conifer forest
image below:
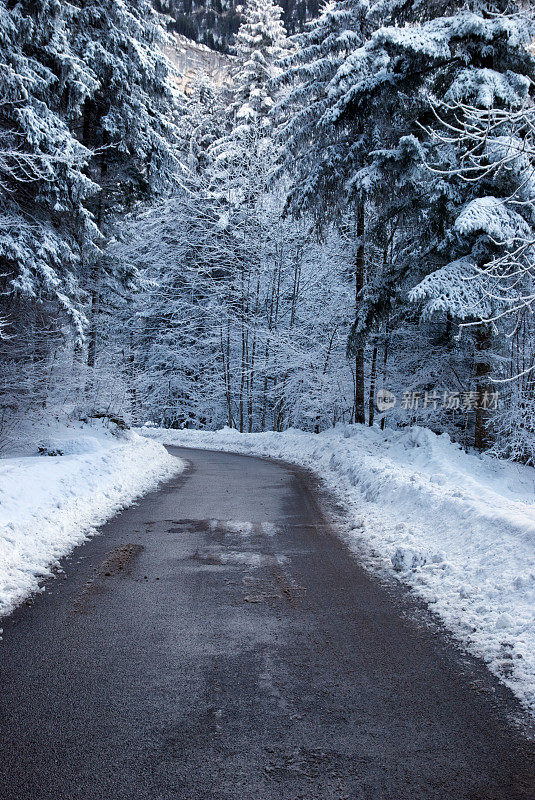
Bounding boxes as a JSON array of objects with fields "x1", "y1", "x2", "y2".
[{"x1": 2, "y1": 0, "x2": 535, "y2": 462}]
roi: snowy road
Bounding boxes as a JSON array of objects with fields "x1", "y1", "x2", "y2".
[{"x1": 0, "y1": 447, "x2": 534, "y2": 799}]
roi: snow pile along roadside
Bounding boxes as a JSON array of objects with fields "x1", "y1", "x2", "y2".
[
  {"x1": 141, "y1": 424, "x2": 535, "y2": 711},
  {"x1": 0, "y1": 427, "x2": 182, "y2": 617}
]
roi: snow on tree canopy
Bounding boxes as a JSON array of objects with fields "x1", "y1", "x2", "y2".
[
  {"x1": 445, "y1": 68, "x2": 531, "y2": 108},
  {"x1": 324, "y1": 7, "x2": 533, "y2": 123},
  {"x1": 455, "y1": 197, "x2": 533, "y2": 244},
  {"x1": 230, "y1": 0, "x2": 289, "y2": 125},
  {"x1": 408, "y1": 259, "x2": 504, "y2": 321},
  {"x1": 0, "y1": 3, "x2": 100, "y2": 332},
  {"x1": 372, "y1": 23, "x2": 451, "y2": 59}
]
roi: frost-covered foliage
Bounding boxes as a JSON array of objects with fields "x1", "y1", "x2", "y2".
[
  {"x1": 207, "y1": 0, "x2": 288, "y2": 206},
  {"x1": 112, "y1": 184, "x2": 354, "y2": 430},
  {"x1": 231, "y1": 0, "x2": 288, "y2": 123},
  {"x1": 0, "y1": 2, "x2": 99, "y2": 333},
  {"x1": 275, "y1": 0, "x2": 535, "y2": 453},
  {"x1": 275, "y1": 0, "x2": 370, "y2": 216},
  {"x1": 153, "y1": 0, "x2": 319, "y2": 53},
  {"x1": 70, "y1": 0, "x2": 184, "y2": 206},
  {"x1": 0, "y1": 0, "x2": 183, "y2": 432},
  {"x1": 110, "y1": 12, "x2": 356, "y2": 431},
  {"x1": 2, "y1": 0, "x2": 535, "y2": 464}
]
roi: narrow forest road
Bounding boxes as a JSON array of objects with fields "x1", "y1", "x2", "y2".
[{"x1": 1, "y1": 447, "x2": 534, "y2": 800}]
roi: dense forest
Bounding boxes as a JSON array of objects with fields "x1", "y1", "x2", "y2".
[
  {"x1": 1, "y1": 0, "x2": 534, "y2": 461},
  {"x1": 153, "y1": 0, "x2": 319, "y2": 52}
]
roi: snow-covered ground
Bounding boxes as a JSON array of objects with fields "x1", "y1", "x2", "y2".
[
  {"x1": 141, "y1": 424, "x2": 535, "y2": 712},
  {"x1": 0, "y1": 422, "x2": 183, "y2": 618}
]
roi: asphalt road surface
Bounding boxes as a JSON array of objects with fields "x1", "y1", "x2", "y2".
[{"x1": 1, "y1": 446, "x2": 534, "y2": 800}]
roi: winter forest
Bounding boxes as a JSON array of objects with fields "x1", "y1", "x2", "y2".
[{"x1": 1, "y1": 0, "x2": 535, "y2": 463}]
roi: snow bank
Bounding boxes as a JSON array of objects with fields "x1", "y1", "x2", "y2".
[
  {"x1": 0, "y1": 427, "x2": 183, "y2": 617},
  {"x1": 141, "y1": 424, "x2": 535, "y2": 711}
]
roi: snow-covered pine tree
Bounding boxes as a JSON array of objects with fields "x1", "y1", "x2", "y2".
[
  {"x1": 69, "y1": 0, "x2": 183, "y2": 209},
  {"x1": 409, "y1": 42, "x2": 535, "y2": 453},
  {"x1": 64, "y1": 0, "x2": 185, "y2": 382},
  {"x1": 153, "y1": 0, "x2": 318, "y2": 53},
  {"x1": 0, "y1": 0, "x2": 185, "y2": 423},
  {"x1": 275, "y1": 0, "x2": 373, "y2": 423},
  {"x1": 208, "y1": 0, "x2": 288, "y2": 203},
  {"x1": 390, "y1": 3, "x2": 535, "y2": 448},
  {"x1": 0, "y1": 1, "x2": 100, "y2": 416},
  {"x1": 0, "y1": 1, "x2": 100, "y2": 320},
  {"x1": 230, "y1": 0, "x2": 288, "y2": 122},
  {"x1": 203, "y1": 0, "x2": 294, "y2": 430},
  {"x1": 284, "y1": 0, "x2": 534, "y2": 445}
]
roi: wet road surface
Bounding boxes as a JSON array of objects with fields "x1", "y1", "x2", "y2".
[{"x1": 1, "y1": 446, "x2": 534, "y2": 800}]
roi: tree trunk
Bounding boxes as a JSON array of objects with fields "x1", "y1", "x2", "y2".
[
  {"x1": 239, "y1": 317, "x2": 246, "y2": 433},
  {"x1": 368, "y1": 344, "x2": 377, "y2": 427},
  {"x1": 86, "y1": 150, "x2": 107, "y2": 376},
  {"x1": 220, "y1": 320, "x2": 233, "y2": 428},
  {"x1": 474, "y1": 325, "x2": 493, "y2": 451},
  {"x1": 86, "y1": 266, "x2": 100, "y2": 372},
  {"x1": 380, "y1": 315, "x2": 390, "y2": 431},
  {"x1": 354, "y1": 202, "x2": 366, "y2": 424},
  {"x1": 248, "y1": 331, "x2": 256, "y2": 433},
  {"x1": 127, "y1": 327, "x2": 137, "y2": 422}
]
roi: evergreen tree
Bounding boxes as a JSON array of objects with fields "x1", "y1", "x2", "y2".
[
  {"x1": 275, "y1": 0, "x2": 373, "y2": 423},
  {"x1": 70, "y1": 0, "x2": 183, "y2": 212},
  {"x1": 0, "y1": 1, "x2": 99, "y2": 336},
  {"x1": 278, "y1": 0, "x2": 535, "y2": 441},
  {"x1": 66, "y1": 0, "x2": 185, "y2": 376},
  {"x1": 154, "y1": 0, "x2": 317, "y2": 53},
  {"x1": 208, "y1": 0, "x2": 288, "y2": 197},
  {"x1": 0, "y1": 0, "x2": 184, "y2": 418},
  {"x1": 231, "y1": 0, "x2": 288, "y2": 123}
]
